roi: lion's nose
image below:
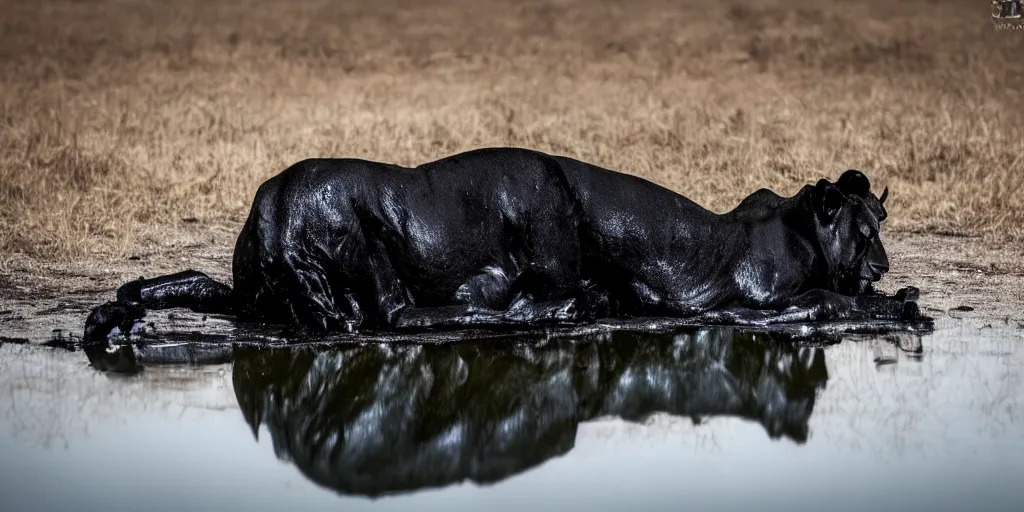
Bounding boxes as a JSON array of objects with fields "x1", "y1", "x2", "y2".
[
  {"x1": 869, "y1": 260, "x2": 889, "y2": 280},
  {"x1": 866, "y1": 240, "x2": 889, "y2": 280}
]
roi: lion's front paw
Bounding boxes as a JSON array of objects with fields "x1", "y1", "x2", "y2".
[
  {"x1": 894, "y1": 286, "x2": 920, "y2": 304},
  {"x1": 855, "y1": 292, "x2": 921, "y2": 321},
  {"x1": 900, "y1": 300, "x2": 921, "y2": 320},
  {"x1": 816, "y1": 299, "x2": 856, "y2": 321}
]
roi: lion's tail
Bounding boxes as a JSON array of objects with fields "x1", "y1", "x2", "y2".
[{"x1": 83, "y1": 269, "x2": 234, "y2": 343}]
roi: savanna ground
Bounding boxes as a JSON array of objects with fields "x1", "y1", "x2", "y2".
[{"x1": 0, "y1": 0, "x2": 1022, "y2": 332}]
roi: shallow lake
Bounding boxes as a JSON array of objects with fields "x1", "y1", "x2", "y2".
[{"x1": 1, "y1": 316, "x2": 1022, "y2": 512}]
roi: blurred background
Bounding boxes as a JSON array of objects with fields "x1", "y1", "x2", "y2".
[{"x1": 1, "y1": 0, "x2": 1021, "y2": 261}]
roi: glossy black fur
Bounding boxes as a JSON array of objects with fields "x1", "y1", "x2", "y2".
[
  {"x1": 729, "y1": 168, "x2": 890, "y2": 296},
  {"x1": 84, "y1": 147, "x2": 920, "y2": 342}
]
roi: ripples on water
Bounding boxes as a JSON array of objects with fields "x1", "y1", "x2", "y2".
[{"x1": 0, "y1": 318, "x2": 1021, "y2": 511}]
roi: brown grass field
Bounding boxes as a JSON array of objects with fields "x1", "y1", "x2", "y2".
[{"x1": 1, "y1": 0, "x2": 1022, "y2": 266}]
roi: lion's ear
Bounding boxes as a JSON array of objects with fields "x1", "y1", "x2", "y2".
[
  {"x1": 815, "y1": 179, "x2": 846, "y2": 221},
  {"x1": 836, "y1": 169, "x2": 870, "y2": 197}
]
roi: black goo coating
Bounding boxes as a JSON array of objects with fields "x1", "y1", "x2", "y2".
[{"x1": 84, "y1": 147, "x2": 922, "y2": 341}]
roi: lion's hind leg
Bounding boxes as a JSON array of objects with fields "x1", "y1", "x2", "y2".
[
  {"x1": 279, "y1": 251, "x2": 365, "y2": 334},
  {"x1": 453, "y1": 265, "x2": 513, "y2": 310},
  {"x1": 390, "y1": 264, "x2": 586, "y2": 331},
  {"x1": 384, "y1": 265, "x2": 513, "y2": 330}
]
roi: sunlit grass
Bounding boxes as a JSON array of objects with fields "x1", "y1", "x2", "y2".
[{"x1": 1, "y1": 0, "x2": 1020, "y2": 261}]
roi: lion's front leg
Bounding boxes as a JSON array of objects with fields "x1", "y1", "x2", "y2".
[
  {"x1": 695, "y1": 287, "x2": 921, "y2": 326},
  {"x1": 778, "y1": 287, "x2": 921, "y2": 323}
]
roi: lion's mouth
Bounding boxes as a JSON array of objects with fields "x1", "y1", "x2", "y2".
[
  {"x1": 856, "y1": 277, "x2": 875, "y2": 295},
  {"x1": 835, "y1": 269, "x2": 876, "y2": 296}
]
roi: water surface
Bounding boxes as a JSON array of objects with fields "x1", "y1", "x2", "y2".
[{"x1": 1, "y1": 317, "x2": 1021, "y2": 511}]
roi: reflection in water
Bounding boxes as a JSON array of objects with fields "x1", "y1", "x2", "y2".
[
  {"x1": 10, "y1": 320, "x2": 1018, "y2": 511},
  {"x1": 231, "y1": 328, "x2": 828, "y2": 497}
]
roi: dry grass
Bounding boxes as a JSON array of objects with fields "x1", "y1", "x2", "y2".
[{"x1": 1, "y1": 0, "x2": 1022, "y2": 262}]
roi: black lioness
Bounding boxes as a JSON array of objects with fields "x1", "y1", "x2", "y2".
[
  {"x1": 727, "y1": 168, "x2": 890, "y2": 297},
  {"x1": 84, "y1": 147, "x2": 916, "y2": 341}
]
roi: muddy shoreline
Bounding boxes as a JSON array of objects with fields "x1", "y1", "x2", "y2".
[{"x1": 1, "y1": 232, "x2": 1020, "y2": 348}]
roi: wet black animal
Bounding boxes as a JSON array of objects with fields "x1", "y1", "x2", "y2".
[
  {"x1": 225, "y1": 328, "x2": 829, "y2": 497},
  {"x1": 84, "y1": 147, "x2": 917, "y2": 341},
  {"x1": 728, "y1": 168, "x2": 890, "y2": 296}
]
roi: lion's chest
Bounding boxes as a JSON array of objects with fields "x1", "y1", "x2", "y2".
[
  {"x1": 625, "y1": 258, "x2": 733, "y2": 312},
  {"x1": 732, "y1": 257, "x2": 803, "y2": 307}
]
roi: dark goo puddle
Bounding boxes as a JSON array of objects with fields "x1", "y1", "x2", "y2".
[{"x1": 0, "y1": 313, "x2": 1022, "y2": 512}]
